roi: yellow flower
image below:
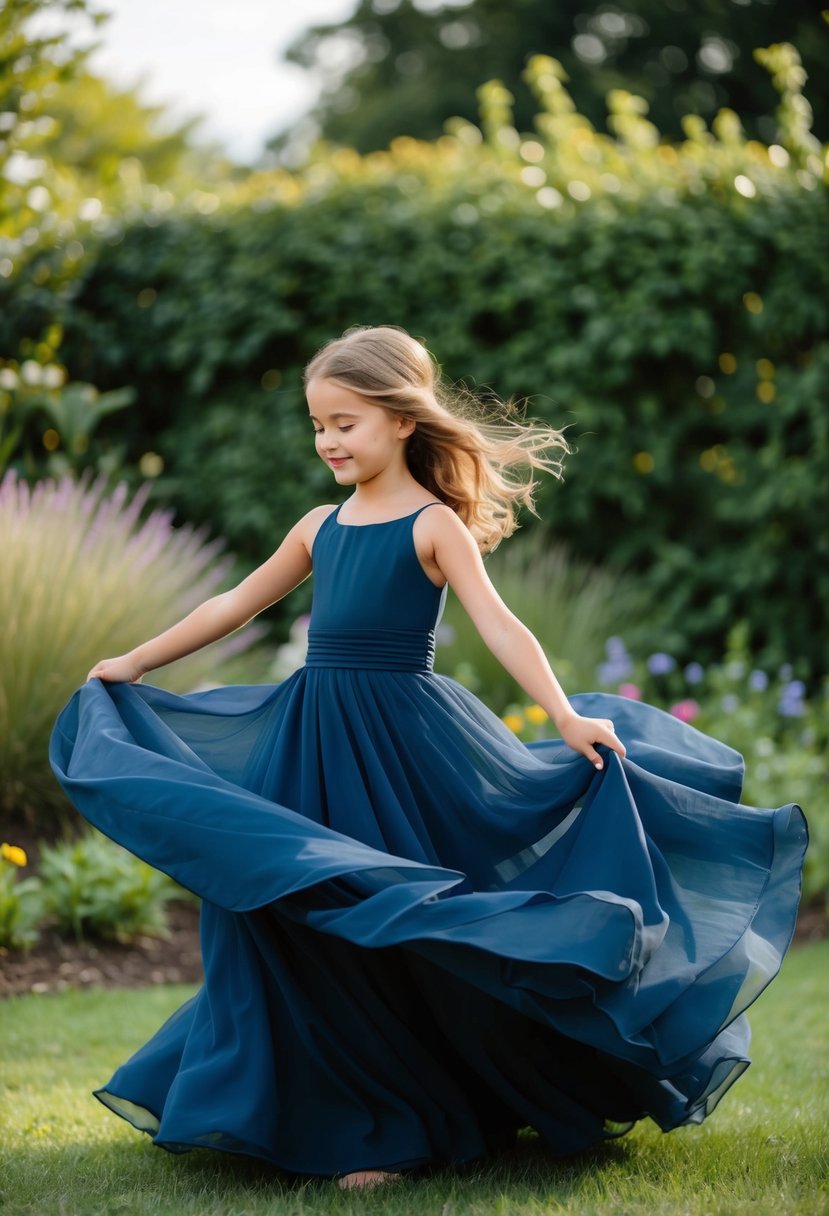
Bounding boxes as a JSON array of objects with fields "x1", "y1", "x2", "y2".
[
  {"x1": 502, "y1": 713, "x2": 526, "y2": 733},
  {"x1": 525, "y1": 704, "x2": 549, "y2": 725},
  {"x1": 1, "y1": 842, "x2": 27, "y2": 866}
]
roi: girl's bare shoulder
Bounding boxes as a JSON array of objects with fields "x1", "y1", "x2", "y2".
[
  {"x1": 413, "y1": 501, "x2": 467, "y2": 535},
  {"x1": 300, "y1": 503, "x2": 339, "y2": 558}
]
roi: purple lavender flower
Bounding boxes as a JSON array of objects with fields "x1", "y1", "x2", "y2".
[
  {"x1": 721, "y1": 694, "x2": 739, "y2": 713},
  {"x1": 596, "y1": 637, "x2": 633, "y2": 684},
  {"x1": 684, "y1": 662, "x2": 705, "y2": 684},
  {"x1": 646, "y1": 652, "x2": 676, "y2": 675},
  {"x1": 749, "y1": 669, "x2": 769, "y2": 692},
  {"x1": 778, "y1": 679, "x2": 806, "y2": 718},
  {"x1": 597, "y1": 658, "x2": 632, "y2": 685}
]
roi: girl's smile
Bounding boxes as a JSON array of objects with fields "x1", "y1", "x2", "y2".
[{"x1": 306, "y1": 376, "x2": 417, "y2": 490}]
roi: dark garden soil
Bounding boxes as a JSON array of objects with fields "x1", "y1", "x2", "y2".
[
  {"x1": 1, "y1": 816, "x2": 825, "y2": 1000},
  {"x1": 1, "y1": 816, "x2": 204, "y2": 998},
  {"x1": 0, "y1": 898, "x2": 203, "y2": 998}
]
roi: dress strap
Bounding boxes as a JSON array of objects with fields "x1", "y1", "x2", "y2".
[{"x1": 412, "y1": 502, "x2": 445, "y2": 520}]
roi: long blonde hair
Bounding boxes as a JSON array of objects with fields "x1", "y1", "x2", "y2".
[{"x1": 303, "y1": 324, "x2": 570, "y2": 554}]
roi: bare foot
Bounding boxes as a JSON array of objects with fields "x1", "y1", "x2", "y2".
[{"x1": 337, "y1": 1169, "x2": 402, "y2": 1190}]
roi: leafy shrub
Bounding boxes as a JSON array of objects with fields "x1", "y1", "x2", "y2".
[
  {"x1": 0, "y1": 842, "x2": 44, "y2": 951},
  {"x1": 0, "y1": 362, "x2": 135, "y2": 480},
  {"x1": 0, "y1": 467, "x2": 270, "y2": 824},
  {"x1": 2, "y1": 51, "x2": 820, "y2": 677},
  {"x1": 37, "y1": 829, "x2": 181, "y2": 945}
]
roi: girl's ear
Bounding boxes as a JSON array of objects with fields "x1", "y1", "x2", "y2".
[{"x1": 398, "y1": 416, "x2": 417, "y2": 439}]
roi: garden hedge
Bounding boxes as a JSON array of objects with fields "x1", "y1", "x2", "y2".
[{"x1": 3, "y1": 57, "x2": 826, "y2": 679}]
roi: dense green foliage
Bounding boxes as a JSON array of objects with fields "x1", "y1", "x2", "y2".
[
  {"x1": 4, "y1": 52, "x2": 824, "y2": 677},
  {"x1": 36, "y1": 830, "x2": 183, "y2": 944},
  {"x1": 276, "y1": 0, "x2": 828, "y2": 161},
  {"x1": 0, "y1": 830, "x2": 190, "y2": 950},
  {"x1": 0, "y1": 1, "x2": 233, "y2": 390},
  {"x1": 0, "y1": 844, "x2": 42, "y2": 949}
]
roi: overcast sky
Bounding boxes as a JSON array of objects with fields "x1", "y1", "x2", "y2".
[{"x1": 83, "y1": 0, "x2": 358, "y2": 163}]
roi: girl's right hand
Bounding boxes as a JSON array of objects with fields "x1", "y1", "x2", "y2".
[
  {"x1": 86, "y1": 653, "x2": 146, "y2": 684},
  {"x1": 558, "y1": 711, "x2": 626, "y2": 770}
]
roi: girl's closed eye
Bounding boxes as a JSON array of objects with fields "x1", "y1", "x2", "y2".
[{"x1": 313, "y1": 426, "x2": 353, "y2": 434}]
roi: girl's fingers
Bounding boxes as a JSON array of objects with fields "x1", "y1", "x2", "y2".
[
  {"x1": 586, "y1": 747, "x2": 603, "y2": 770},
  {"x1": 601, "y1": 720, "x2": 626, "y2": 758}
]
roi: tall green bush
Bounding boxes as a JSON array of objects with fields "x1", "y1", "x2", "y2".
[{"x1": 2, "y1": 50, "x2": 826, "y2": 678}]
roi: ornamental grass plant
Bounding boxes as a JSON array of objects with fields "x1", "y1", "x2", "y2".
[{"x1": 0, "y1": 468, "x2": 269, "y2": 826}]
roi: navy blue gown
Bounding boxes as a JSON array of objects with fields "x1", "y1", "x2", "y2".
[{"x1": 49, "y1": 501, "x2": 808, "y2": 1179}]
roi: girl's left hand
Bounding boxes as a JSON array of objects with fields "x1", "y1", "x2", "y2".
[
  {"x1": 558, "y1": 712, "x2": 626, "y2": 770},
  {"x1": 86, "y1": 653, "x2": 146, "y2": 684}
]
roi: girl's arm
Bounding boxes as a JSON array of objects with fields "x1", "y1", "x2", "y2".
[
  {"x1": 426, "y1": 508, "x2": 625, "y2": 770},
  {"x1": 87, "y1": 509, "x2": 319, "y2": 682}
]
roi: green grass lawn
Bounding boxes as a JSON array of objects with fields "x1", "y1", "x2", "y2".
[{"x1": 1, "y1": 941, "x2": 827, "y2": 1216}]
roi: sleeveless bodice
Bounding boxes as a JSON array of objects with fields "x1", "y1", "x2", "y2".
[{"x1": 305, "y1": 502, "x2": 448, "y2": 671}]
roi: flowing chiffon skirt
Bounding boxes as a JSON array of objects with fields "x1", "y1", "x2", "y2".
[{"x1": 49, "y1": 667, "x2": 807, "y2": 1178}]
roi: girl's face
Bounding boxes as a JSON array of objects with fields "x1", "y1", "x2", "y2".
[{"x1": 306, "y1": 377, "x2": 414, "y2": 484}]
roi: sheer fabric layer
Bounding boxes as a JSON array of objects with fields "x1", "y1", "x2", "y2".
[{"x1": 50, "y1": 674, "x2": 807, "y2": 1175}]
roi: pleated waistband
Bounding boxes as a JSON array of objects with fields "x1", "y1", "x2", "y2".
[{"x1": 304, "y1": 628, "x2": 435, "y2": 671}]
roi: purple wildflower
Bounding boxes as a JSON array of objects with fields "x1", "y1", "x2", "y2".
[
  {"x1": 684, "y1": 662, "x2": 705, "y2": 684},
  {"x1": 597, "y1": 658, "x2": 633, "y2": 685},
  {"x1": 749, "y1": 669, "x2": 768, "y2": 692},
  {"x1": 646, "y1": 652, "x2": 676, "y2": 675},
  {"x1": 778, "y1": 679, "x2": 806, "y2": 718},
  {"x1": 596, "y1": 637, "x2": 633, "y2": 684}
]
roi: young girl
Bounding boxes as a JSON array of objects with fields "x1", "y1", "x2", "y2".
[{"x1": 50, "y1": 324, "x2": 807, "y2": 1193}]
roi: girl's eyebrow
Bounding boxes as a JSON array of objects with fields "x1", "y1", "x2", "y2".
[{"x1": 308, "y1": 411, "x2": 359, "y2": 421}]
